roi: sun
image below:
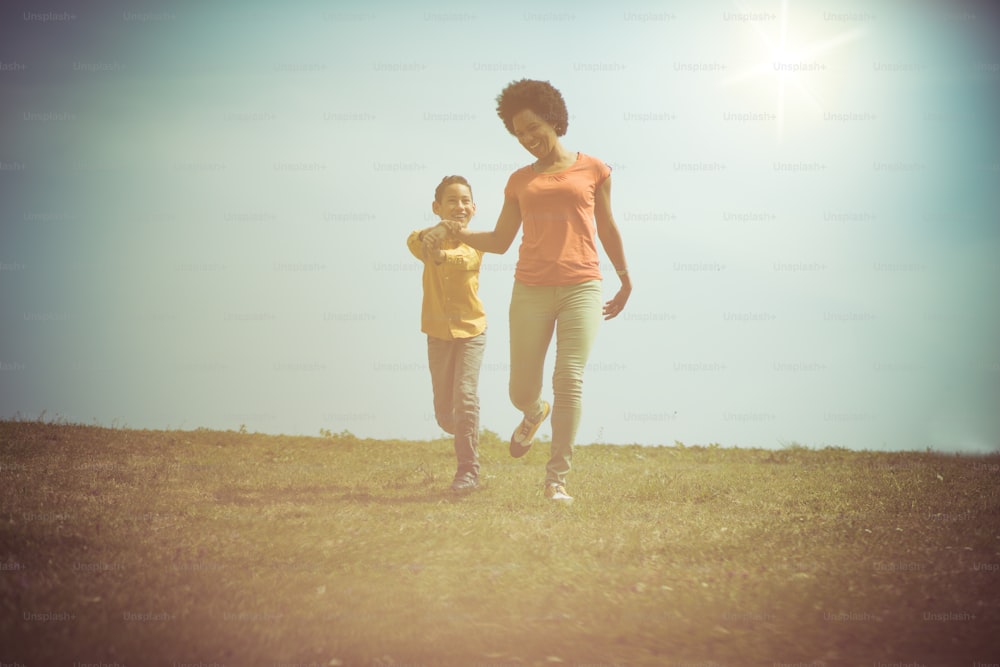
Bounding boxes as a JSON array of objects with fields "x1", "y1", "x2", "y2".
[{"x1": 721, "y1": 0, "x2": 867, "y2": 141}]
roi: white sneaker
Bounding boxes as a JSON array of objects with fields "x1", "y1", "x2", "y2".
[{"x1": 545, "y1": 483, "x2": 574, "y2": 505}]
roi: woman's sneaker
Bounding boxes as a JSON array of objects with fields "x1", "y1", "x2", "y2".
[
  {"x1": 509, "y1": 400, "x2": 551, "y2": 458},
  {"x1": 545, "y1": 483, "x2": 573, "y2": 505}
]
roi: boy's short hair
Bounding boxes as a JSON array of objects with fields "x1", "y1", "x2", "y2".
[
  {"x1": 435, "y1": 175, "x2": 473, "y2": 202},
  {"x1": 495, "y1": 79, "x2": 569, "y2": 137}
]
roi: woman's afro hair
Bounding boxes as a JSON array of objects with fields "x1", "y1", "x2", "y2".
[{"x1": 495, "y1": 79, "x2": 569, "y2": 137}]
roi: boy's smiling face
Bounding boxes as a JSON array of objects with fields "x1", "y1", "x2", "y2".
[{"x1": 432, "y1": 183, "x2": 476, "y2": 227}]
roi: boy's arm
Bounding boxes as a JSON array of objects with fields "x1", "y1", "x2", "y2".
[
  {"x1": 407, "y1": 224, "x2": 449, "y2": 263},
  {"x1": 406, "y1": 230, "x2": 425, "y2": 261}
]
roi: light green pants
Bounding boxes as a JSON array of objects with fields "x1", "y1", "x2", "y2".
[{"x1": 508, "y1": 279, "x2": 602, "y2": 487}]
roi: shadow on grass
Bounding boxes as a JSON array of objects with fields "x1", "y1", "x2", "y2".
[
  {"x1": 213, "y1": 484, "x2": 472, "y2": 506},
  {"x1": 213, "y1": 484, "x2": 352, "y2": 505},
  {"x1": 0, "y1": 525, "x2": 90, "y2": 559},
  {"x1": 336, "y1": 488, "x2": 479, "y2": 504}
]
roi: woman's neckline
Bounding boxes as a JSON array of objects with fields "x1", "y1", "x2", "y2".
[{"x1": 531, "y1": 151, "x2": 580, "y2": 175}]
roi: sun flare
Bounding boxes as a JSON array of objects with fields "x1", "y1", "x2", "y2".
[{"x1": 721, "y1": 0, "x2": 867, "y2": 140}]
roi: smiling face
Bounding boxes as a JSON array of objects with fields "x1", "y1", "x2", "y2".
[
  {"x1": 432, "y1": 183, "x2": 475, "y2": 226},
  {"x1": 511, "y1": 108, "x2": 559, "y2": 160}
]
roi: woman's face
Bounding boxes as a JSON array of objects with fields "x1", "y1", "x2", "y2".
[{"x1": 511, "y1": 108, "x2": 558, "y2": 160}]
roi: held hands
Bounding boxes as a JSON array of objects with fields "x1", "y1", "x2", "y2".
[
  {"x1": 423, "y1": 222, "x2": 451, "y2": 244},
  {"x1": 422, "y1": 222, "x2": 450, "y2": 263},
  {"x1": 438, "y1": 219, "x2": 466, "y2": 238}
]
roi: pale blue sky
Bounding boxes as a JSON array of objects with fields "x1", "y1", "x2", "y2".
[{"x1": 2, "y1": 0, "x2": 998, "y2": 451}]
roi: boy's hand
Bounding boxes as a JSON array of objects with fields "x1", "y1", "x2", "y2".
[
  {"x1": 423, "y1": 223, "x2": 450, "y2": 244},
  {"x1": 422, "y1": 232, "x2": 445, "y2": 264},
  {"x1": 423, "y1": 223, "x2": 451, "y2": 263},
  {"x1": 423, "y1": 225, "x2": 444, "y2": 247}
]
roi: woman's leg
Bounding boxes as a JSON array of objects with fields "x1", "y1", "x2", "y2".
[
  {"x1": 508, "y1": 281, "x2": 555, "y2": 422},
  {"x1": 546, "y1": 280, "x2": 602, "y2": 487}
]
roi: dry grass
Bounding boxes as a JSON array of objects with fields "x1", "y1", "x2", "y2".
[{"x1": 1, "y1": 419, "x2": 999, "y2": 666}]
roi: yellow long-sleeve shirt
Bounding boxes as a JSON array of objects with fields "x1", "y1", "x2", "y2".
[{"x1": 407, "y1": 229, "x2": 486, "y2": 340}]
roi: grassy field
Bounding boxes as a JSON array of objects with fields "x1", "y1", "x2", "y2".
[{"x1": 1, "y1": 419, "x2": 998, "y2": 667}]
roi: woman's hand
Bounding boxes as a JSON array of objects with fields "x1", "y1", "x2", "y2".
[
  {"x1": 439, "y1": 219, "x2": 466, "y2": 237},
  {"x1": 593, "y1": 177, "x2": 632, "y2": 320},
  {"x1": 603, "y1": 281, "x2": 632, "y2": 320}
]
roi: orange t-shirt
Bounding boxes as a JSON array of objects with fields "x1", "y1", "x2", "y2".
[{"x1": 504, "y1": 152, "x2": 611, "y2": 286}]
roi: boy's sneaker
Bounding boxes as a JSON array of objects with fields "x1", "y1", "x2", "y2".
[
  {"x1": 450, "y1": 472, "x2": 479, "y2": 494},
  {"x1": 509, "y1": 400, "x2": 551, "y2": 458},
  {"x1": 545, "y1": 483, "x2": 574, "y2": 505}
]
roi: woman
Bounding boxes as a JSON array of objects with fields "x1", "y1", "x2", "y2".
[{"x1": 446, "y1": 79, "x2": 631, "y2": 504}]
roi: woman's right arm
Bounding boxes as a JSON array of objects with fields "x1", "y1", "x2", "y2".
[{"x1": 451, "y1": 197, "x2": 521, "y2": 255}]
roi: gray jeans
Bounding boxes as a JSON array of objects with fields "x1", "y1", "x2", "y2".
[{"x1": 427, "y1": 330, "x2": 486, "y2": 478}]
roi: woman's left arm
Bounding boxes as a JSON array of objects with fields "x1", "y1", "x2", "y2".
[{"x1": 594, "y1": 176, "x2": 632, "y2": 320}]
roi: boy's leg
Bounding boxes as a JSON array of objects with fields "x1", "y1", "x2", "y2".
[
  {"x1": 452, "y1": 330, "x2": 486, "y2": 479},
  {"x1": 427, "y1": 335, "x2": 456, "y2": 435},
  {"x1": 546, "y1": 280, "x2": 602, "y2": 487},
  {"x1": 508, "y1": 281, "x2": 556, "y2": 421}
]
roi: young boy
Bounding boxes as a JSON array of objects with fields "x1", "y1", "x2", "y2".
[{"x1": 406, "y1": 175, "x2": 486, "y2": 493}]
